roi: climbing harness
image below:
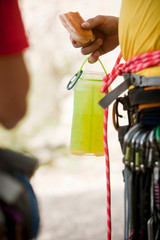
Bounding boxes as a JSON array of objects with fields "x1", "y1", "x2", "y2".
[
  {"x1": 99, "y1": 50, "x2": 160, "y2": 240},
  {"x1": 0, "y1": 148, "x2": 40, "y2": 239}
]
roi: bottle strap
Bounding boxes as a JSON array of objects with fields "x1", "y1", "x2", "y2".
[{"x1": 67, "y1": 56, "x2": 107, "y2": 90}]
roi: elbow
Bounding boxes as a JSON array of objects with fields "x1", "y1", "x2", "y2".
[{"x1": 0, "y1": 100, "x2": 28, "y2": 130}]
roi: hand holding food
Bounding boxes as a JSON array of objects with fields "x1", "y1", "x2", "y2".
[{"x1": 59, "y1": 11, "x2": 95, "y2": 45}]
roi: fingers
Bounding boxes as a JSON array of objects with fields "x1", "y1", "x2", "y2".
[
  {"x1": 88, "y1": 51, "x2": 100, "y2": 64},
  {"x1": 81, "y1": 15, "x2": 107, "y2": 29},
  {"x1": 70, "y1": 38, "x2": 81, "y2": 48},
  {"x1": 82, "y1": 15, "x2": 119, "y2": 35},
  {"x1": 81, "y1": 38, "x2": 103, "y2": 55},
  {"x1": 70, "y1": 36, "x2": 104, "y2": 64},
  {"x1": 88, "y1": 45, "x2": 106, "y2": 63},
  {"x1": 70, "y1": 37, "x2": 89, "y2": 48},
  {"x1": 70, "y1": 35, "x2": 103, "y2": 58}
]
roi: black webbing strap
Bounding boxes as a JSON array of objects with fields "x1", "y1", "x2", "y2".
[
  {"x1": 98, "y1": 74, "x2": 160, "y2": 109},
  {"x1": 128, "y1": 88, "x2": 160, "y2": 107},
  {"x1": 99, "y1": 77, "x2": 131, "y2": 109}
]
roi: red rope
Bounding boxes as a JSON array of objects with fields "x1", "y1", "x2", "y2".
[
  {"x1": 101, "y1": 50, "x2": 160, "y2": 240},
  {"x1": 101, "y1": 50, "x2": 160, "y2": 93},
  {"x1": 103, "y1": 93, "x2": 111, "y2": 240}
]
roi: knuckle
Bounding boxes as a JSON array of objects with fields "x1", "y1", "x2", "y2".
[
  {"x1": 95, "y1": 14, "x2": 101, "y2": 19},
  {"x1": 74, "y1": 43, "x2": 79, "y2": 48},
  {"x1": 81, "y1": 48, "x2": 87, "y2": 55},
  {"x1": 86, "y1": 18, "x2": 93, "y2": 24},
  {"x1": 96, "y1": 38, "x2": 103, "y2": 45}
]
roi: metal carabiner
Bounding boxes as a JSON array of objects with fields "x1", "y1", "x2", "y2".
[
  {"x1": 123, "y1": 123, "x2": 142, "y2": 165},
  {"x1": 139, "y1": 131, "x2": 150, "y2": 172},
  {"x1": 133, "y1": 129, "x2": 146, "y2": 171},
  {"x1": 148, "y1": 129, "x2": 156, "y2": 168},
  {"x1": 67, "y1": 70, "x2": 83, "y2": 90}
]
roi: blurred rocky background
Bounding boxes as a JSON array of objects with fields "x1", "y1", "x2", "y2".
[{"x1": 0, "y1": 0, "x2": 126, "y2": 239}]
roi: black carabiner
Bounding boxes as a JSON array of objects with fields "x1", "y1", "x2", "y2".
[{"x1": 67, "y1": 70, "x2": 83, "y2": 90}]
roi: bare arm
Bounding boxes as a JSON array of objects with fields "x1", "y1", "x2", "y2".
[{"x1": 0, "y1": 53, "x2": 30, "y2": 129}]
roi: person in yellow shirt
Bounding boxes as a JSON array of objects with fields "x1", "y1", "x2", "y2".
[{"x1": 71, "y1": 3, "x2": 160, "y2": 240}]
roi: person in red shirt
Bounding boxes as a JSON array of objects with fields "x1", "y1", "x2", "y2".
[{"x1": 0, "y1": 0, "x2": 29, "y2": 129}]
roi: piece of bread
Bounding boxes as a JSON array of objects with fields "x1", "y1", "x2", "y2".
[{"x1": 59, "y1": 12, "x2": 95, "y2": 45}]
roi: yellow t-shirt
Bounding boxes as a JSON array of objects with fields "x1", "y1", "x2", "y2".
[{"x1": 119, "y1": 0, "x2": 160, "y2": 76}]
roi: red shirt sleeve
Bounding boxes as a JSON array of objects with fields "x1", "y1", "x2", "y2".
[{"x1": 0, "y1": 0, "x2": 29, "y2": 55}]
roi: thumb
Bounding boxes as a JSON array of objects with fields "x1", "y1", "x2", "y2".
[
  {"x1": 81, "y1": 15, "x2": 107, "y2": 29},
  {"x1": 81, "y1": 21, "x2": 91, "y2": 29}
]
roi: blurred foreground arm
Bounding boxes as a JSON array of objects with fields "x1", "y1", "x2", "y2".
[
  {"x1": 71, "y1": 15, "x2": 119, "y2": 63},
  {"x1": 0, "y1": 54, "x2": 29, "y2": 129},
  {"x1": 0, "y1": 0, "x2": 30, "y2": 129}
]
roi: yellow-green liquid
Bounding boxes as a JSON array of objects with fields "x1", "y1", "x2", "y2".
[{"x1": 70, "y1": 80, "x2": 105, "y2": 156}]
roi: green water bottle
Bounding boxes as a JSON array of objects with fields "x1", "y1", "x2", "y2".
[{"x1": 67, "y1": 58, "x2": 106, "y2": 156}]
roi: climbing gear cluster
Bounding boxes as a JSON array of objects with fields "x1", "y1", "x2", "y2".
[{"x1": 123, "y1": 123, "x2": 160, "y2": 240}]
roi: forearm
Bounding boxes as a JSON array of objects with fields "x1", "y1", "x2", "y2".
[{"x1": 0, "y1": 54, "x2": 30, "y2": 129}]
